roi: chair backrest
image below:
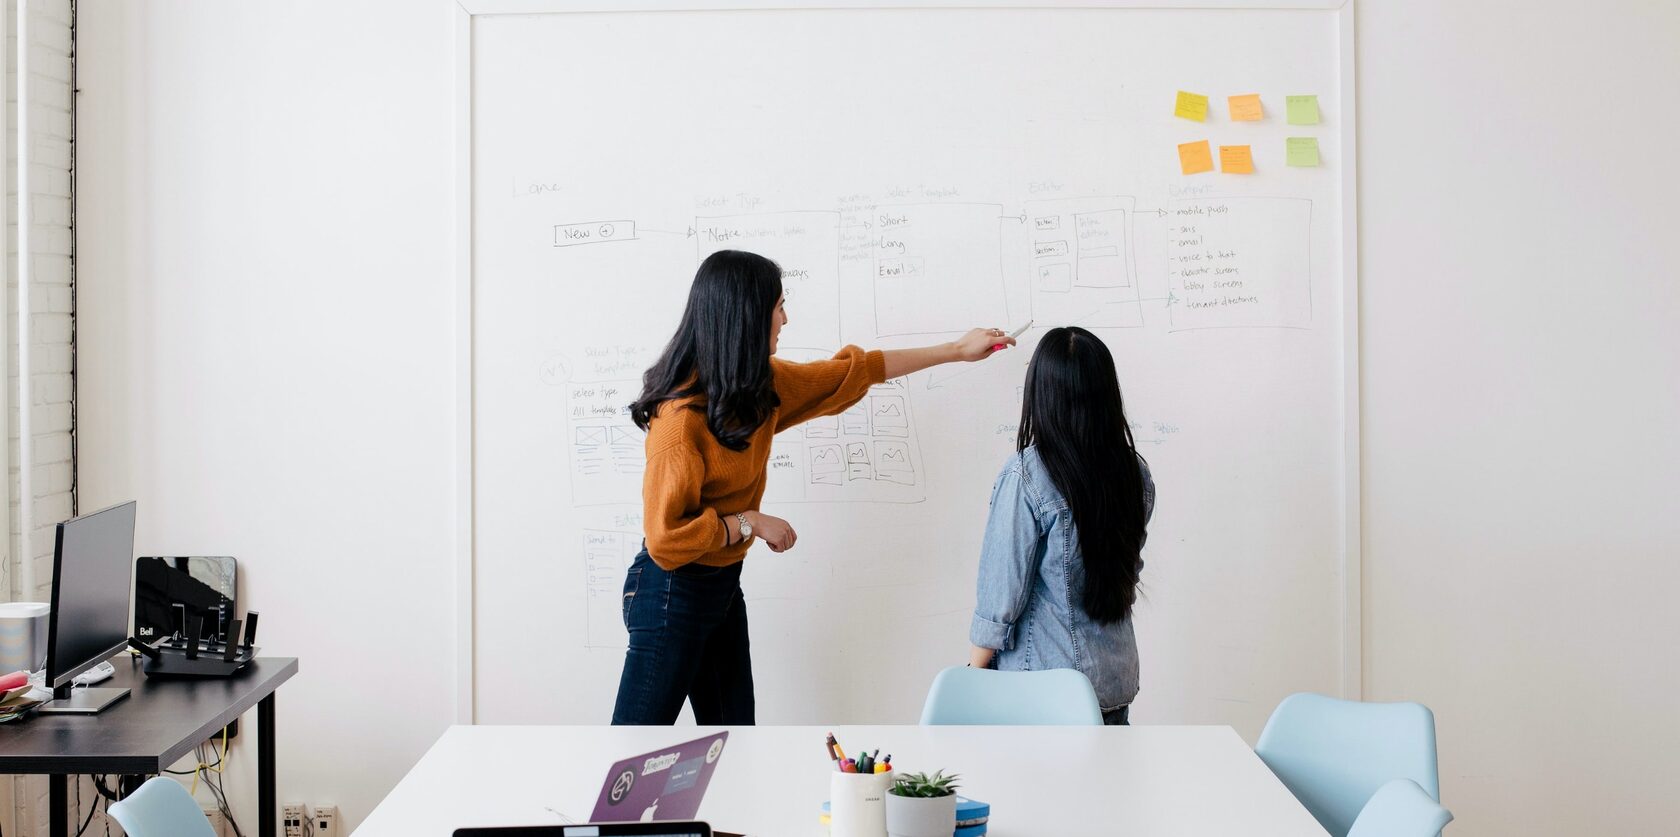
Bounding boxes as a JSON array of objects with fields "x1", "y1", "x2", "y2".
[
  {"x1": 107, "y1": 776, "x2": 218, "y2": 837},
  {"x1": 1347, "y1": 778, "x2": 1453, "y2": 837},
  {"x1": 1255, "y1": 692, "x2": 1440, "y2": 837},
  {"x1": 919, "y1": 665, "x2": 1103, "y2": 725}
]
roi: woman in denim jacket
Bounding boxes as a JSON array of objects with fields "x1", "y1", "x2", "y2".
[{"x1": 969, "y1": 326, "x2": 1155, "y2": 725}]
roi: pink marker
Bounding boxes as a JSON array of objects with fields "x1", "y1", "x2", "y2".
[{"x1": 992, "y1": 319, "x2": 1032, "y2": 351}]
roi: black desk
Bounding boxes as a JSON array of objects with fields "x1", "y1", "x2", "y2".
[{"x1": 0, "y1": 652, "x2": 297, "y2": 837}]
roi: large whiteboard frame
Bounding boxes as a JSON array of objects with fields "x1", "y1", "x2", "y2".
[{"x1": 450, "y1": 0, "x2": 1361, "y2": 725}]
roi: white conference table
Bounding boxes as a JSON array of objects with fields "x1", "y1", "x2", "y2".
[{"x1": 357, "y1": 725, "x2": 1328, "y2": 836}]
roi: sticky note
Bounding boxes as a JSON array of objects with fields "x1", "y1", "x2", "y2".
[
  {"x1": 1228, "y1": 94, "x2": 1264, "y2": 121},
  {"x1": 1286, "y1": 137, "x2": 1321, "y2": 167},
  {"x1": 1219, "y1": 145, "x2": 1254, "y2": 174},
  {"x1": 1286, "y1": 95, "x2": 1321, "y2": 125},
  {"x1": 1178, "y1": 140, "x2": 1214, "y2": 175},
  {"x1": 1174, "y1": 91, "x2": 1209, "y2": 122}
]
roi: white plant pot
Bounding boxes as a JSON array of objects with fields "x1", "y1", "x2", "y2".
[{"x1": 885, "y1": 792, "x2": 956, "y2": 837}]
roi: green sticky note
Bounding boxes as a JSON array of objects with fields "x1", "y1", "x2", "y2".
[
  {"x1": 1286, "y1": 137, "x2": 1321, "y2": 167},
  {"x1": 1287, "y1": 95, "x2": 1321, "y2": 125}
]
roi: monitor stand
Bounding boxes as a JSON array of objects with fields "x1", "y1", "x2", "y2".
[{"x1": 37, "y1": 684, "x2": 131, "y2": 715}]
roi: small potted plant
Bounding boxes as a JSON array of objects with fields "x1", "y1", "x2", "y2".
[{"x1": 885, "y1": 770, "x2": 960, "y2": 837}]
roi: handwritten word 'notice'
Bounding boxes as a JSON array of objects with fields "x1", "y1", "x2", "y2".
[
  {"x1": 1286, "y1": 137, "x2": 1321, "y2": 167},
  {"x1": 1220, "y1": 145, "x2": 1255, "y2": 174},
  {"x1": 1286, "y1": 95, "x2": 1321, "y2": 125},
  {"x1": 1174, "y1": 91, "x2": 1209, "y2": 122},
  {"x1": 1228, "y1": 94, "x2": 1264, "y2": 121},
  {"x1": 1179, "y1": 140, "x2": 1214, "y2": 175}
]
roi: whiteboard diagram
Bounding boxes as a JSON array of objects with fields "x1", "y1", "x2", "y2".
[
  {"x1": 872, "y1": 203, "x2": 1009, "y2": 338},
  {"x1": 566, "y1": 380, "x2": 645, "y2": 507},
  {"x1": 764, "y1": 378, "x2": 926, "y2": 505},
  {"x1": 1025, "y1": 196, "x2": 1144, "y2": 329},
  {"x1": 470, "y1": 6, "x2": 1350, "y2": 733},
  {"x1": 1167, "y1": 197, "x2": 1313, "y2": 330}
]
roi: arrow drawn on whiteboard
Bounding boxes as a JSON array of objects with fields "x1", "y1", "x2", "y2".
[
  {"x1": 997, "y1": 212, "x2": 1027, "y2": 223},
  {"x1": 925, "y1": 365, "x2": 979, "y2": 391},
  {"x1": 1137, "y1": 293, "x2": 1179, "y2": 307},
  {"x1": 641, "y1": 228, "x2": 687, "y2": 237}
]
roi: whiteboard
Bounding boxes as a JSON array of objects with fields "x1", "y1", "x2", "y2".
[{"x1": 465, "y1": 3, "x2": 1355, "y2": 739}]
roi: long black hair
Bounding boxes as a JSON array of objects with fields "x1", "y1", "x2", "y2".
[
  {"x1": 629, "y1": 250, "x2": 784, "y2": 451},
  {"x1": 1017, "y1": 326, "x2": 1148, "y2": 624}
]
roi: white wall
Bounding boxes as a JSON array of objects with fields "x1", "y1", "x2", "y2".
[
  {"x1": 72, "y1": 1, "x2": 1679, "y2": 835},
  {"x1": 5, "y1": 0, "x2": 78, "y2": 832},
  {"x1": 76, "y1": 1, "x2": 459, "y2": 832},
  {"x1": 1357, "y1": 2, "x2": 1680, "y2": 834},
  {"x1": 7, "y1": 0, "x2": 74, "y2": 606}
]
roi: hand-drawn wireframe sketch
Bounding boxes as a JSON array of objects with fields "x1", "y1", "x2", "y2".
[
  {"x1": 1166, "y1": 197, "x2": 1312, "y2": 331},
  {"x1": 804, "y1": 415, "x2": 840, "y2": 439},
  {"x1": 871, "y1": 203, "x2": 1009, "y2": 337},
  {"x1": 810, "y1": 444, "x2": 845, "y2": 486},
  {"x1": 874, "y1": 441, "x2": 914, "y2": 485},
  {"x1": 1024, "y1": 197, "x2": 1144, "y2": 329},
  {"x1": 870, "y1": 395, "x2": 908, "y2": 437},
  {"x1": 764, "y1": 379, "x2": 924, "y2": 503},
  {"x1": 567, "y1": 379, "x2": 645, "y2": 506},
  {"x1": 554, "y1": 220, "x2": 638, "y2": 247}
]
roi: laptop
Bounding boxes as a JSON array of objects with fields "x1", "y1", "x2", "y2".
[
  {"x1": 589, "y1": 732, "x2": 729, "y2": 823},
  {"x1": 453, "y1": 826, "x2": 710, "y2": 837},
  {"x1": 453, "y1": 732, "x2": 730, "y2": 837}
]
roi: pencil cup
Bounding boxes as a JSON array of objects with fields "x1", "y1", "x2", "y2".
[{"x1": 829, "y1": 770, "x2": 891, "y2": 837}]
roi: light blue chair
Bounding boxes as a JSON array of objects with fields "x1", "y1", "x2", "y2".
[
  {"x1": 107, "y1": 777, "x2": 217, "y2": 837},
  {"x1": 1255, "y1": 692, "x2": 1440, "y2": 837},
  {"x1": 1347, "y1": 778, "x2": 1453, "y2": 837},
  {"x1": 919, "y1": 665, "x2": 1102, "y2": 725}
]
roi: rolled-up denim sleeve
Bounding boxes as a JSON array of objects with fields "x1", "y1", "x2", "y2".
[{"x1": 970, "y1": 461, "x2": 1043, "y2": 650}]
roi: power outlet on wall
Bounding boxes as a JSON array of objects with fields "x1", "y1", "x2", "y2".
[
  {"x1": 283, "y1": 803, "x2": 310, "y2": 837},
  {"x1": 312, "y1": 804, "x2": 340, "y2": 837},
  {"x1": 202, "y1": 806, "x2": 232, "y2": 837}
]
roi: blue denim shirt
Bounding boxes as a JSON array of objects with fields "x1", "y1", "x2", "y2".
[{"x1": 970, "y1": 446, "x2": 1155, "y2": 713}]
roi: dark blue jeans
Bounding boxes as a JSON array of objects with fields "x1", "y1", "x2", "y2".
[{"x1": 611, "y1": 548, "x2": 756, "y2": 725}]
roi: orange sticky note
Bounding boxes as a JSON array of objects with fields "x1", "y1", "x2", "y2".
[
  {"x1": 1228, "y1": 94, "x2": 1264, "y2": 121},
  {"x1": 1174, "y1": 91, "x2": 1209, "y2": 122},
  {"x1": 1220, "y1": 145, "x2": 1254, "y2": 174},
  {"x1": 1178, "y1": 140, "x2": 1214, "y2": 175}
]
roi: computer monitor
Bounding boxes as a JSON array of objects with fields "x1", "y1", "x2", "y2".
[{"x1": 39, "y1": 500, "x2": 137, "y2": 715}]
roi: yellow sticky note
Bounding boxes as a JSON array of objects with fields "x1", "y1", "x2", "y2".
[
  {"x1": 1228, "y1": 94, "x2": 1264, "y2": 121},
  {"x1": 1286, "y1": 137, "x2": 1321, "y2": 167},
  {"x1": 1286, "y1": 95, "x2": 1321, "y2": 125},
  {"x1": 1174, "y1": 91, "x2": 1209, "y2": 122},
  {"x1": 1219, "y1": 145, "x2": 1254, "y2": 174},
  {"x1": 1179, "y1": 140, "x2": 1214, "y2": 175}
]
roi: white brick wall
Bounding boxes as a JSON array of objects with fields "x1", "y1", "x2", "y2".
[
  {"x1": 7, "y1": 0, "x2": 74, "y2": 602},
  {"x1": 7, "y1": 1, "x2": 77, "y2": 832}
]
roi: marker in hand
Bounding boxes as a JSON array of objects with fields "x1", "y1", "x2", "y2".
[{"x1": 991, "y1": 319, "x2": 1033, "y2": 351}]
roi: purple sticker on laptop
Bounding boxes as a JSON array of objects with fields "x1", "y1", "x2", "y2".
[{"x1": 590, "y1": 732, "x2": 729, "y2": 823}]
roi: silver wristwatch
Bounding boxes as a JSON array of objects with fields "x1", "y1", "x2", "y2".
[{"x1": 736, "y1": 513, "x2": 753, "y2": 542}]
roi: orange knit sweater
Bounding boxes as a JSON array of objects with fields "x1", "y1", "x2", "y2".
[{"x1": 642, "y1": 346, "x2": 887, "y2": 570}]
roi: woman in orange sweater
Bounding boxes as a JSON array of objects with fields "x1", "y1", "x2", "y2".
[{"x1": 613, "y1": 249, "x2": 1015, "y2": 725}]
